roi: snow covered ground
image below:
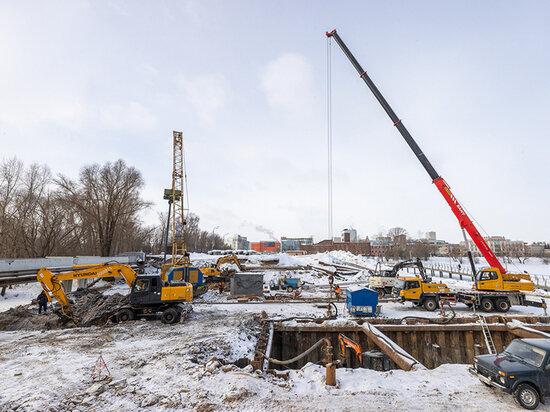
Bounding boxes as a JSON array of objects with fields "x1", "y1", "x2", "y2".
[
  {"x1": 1, "y1": 302, "x2": 544, "y2": 411},
  {"x1": 2, "y1": 251, "x2": 550, "y2": 410},
  {"x1": 0, "y1": 282, "x2": 43, "y2": 312}
]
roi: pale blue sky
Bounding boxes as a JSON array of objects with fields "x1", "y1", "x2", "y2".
[{"x1": 1, "y1": 1, "x2": 549, "y2": 244}]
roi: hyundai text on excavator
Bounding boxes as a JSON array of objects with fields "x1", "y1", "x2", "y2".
[
  {"x1": 37, "y1": 262, "x2": 193, "y2": 324},
  {"x1": 327, "y1": 30, "x2": 545, "y2": 312}
]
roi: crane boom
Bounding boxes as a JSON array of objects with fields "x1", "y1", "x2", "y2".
[{"x1": 326, "y1": 29, "x2": 506, "y2": 274}]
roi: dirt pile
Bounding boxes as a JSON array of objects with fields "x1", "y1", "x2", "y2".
[
  {"x1": 0, "y1": 306, "x2": 60, "y2": 331},
  {"x1": 71, "y1": 289, "x2": 129, "y2": 327},
  {"x1": 0, "y1": 288, "x2": 129, "y2": 331}
]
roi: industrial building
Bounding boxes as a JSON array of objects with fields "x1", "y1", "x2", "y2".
[
  {"x1": 226, "y1": 234, "x2": 250, "y2": 251},
  {"x1": 250, "y1": 241, "x2": 280, "y2": 253},
  {"x1": 300, "y1": 238, "x2": 371, "y2": 255},
  {"x1": 280, "y1": 237, "x2": 313, "y2": 252}
]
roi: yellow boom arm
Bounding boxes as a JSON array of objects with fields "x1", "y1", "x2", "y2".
[
  {"x1": 216, "y1": 254, "x2": 243, "y2": 271},
  {"x1": 37, "y1": 263, "x2": 138, "y2": 317}
]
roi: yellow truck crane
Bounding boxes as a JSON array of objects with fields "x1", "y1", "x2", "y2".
[
  {"x1": 327, "y1": 30, "x2": 544, "y2": 313},
  {"x1": 392, "y1": 264, "x2": 544, "y2": 312},
  {"x1": 37, "y1": 263, "x2": 193, "y2": 324}
]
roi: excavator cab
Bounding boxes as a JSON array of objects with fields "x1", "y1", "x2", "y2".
[
  {"x1": 129, "y1": 276, "x2": 163, "y2": 305},
  {"x1": 129, "y1": 275, "x2": 193, "y2": 305}
]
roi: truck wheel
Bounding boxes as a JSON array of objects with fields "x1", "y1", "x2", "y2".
[
  {"x1": 480, "y1": 298, "x2": 495, "y2": 312},
  {"x1": 424, "y1": 298, "x2": 438, "y2": 311},
  {"x1": 515, "y1": 383, "x2": 539, "y2": 410},
  {"x1": 161, "y1": 308, "x2": 180, "y2": 324},
  {"x1": 286, "y1": 286, "x2": 294, "y2": 292},
  {"x1": 496, "y1": 298, "x2": 511, "y2": 313},
  {"x1": 377, "y1": 289, "x2": 386, "y2": 298},
  {"x1": 117, "y1": 309, "x2": 135, "y2": 322}
]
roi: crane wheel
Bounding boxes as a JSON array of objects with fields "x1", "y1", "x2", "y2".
[
  {"x1": 161, "y1": 308, "x2": 180, "y2": 324},
  {"x1": 480, "y1": 298, "x2": 495, "y2": 312},
  {"x1": 496, "y1": 298, "x2": 511, "y2": 313},
  {"x1": 423, "y1": 298, "x2": 438, "y2": 311},
  {"x1": 117, "y1": 309, "x2": 135, "y2": 322},
  {"x1": 286, "y1": 286, "x2": 294, "y2": 292}
]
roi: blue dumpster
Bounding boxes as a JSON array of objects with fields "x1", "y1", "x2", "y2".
[{"x1": 346, "y1": 286, "x2": 379, "y2": 317}]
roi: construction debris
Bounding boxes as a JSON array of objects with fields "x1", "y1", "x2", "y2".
[{"x1": 0, "y1": 289, "x2": 129, "y2": 331}]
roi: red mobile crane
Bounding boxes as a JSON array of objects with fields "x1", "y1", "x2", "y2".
[{"x1": 327, "y1": 29, "x2": 533, "y2": 293}]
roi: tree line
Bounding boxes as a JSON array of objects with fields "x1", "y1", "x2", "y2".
[
  {"x1": 0, "y1": 157, "x2": 226, "y2": 259},
  {"x1": 148, "y1": 212, "x2": 227, "y2": 255}
]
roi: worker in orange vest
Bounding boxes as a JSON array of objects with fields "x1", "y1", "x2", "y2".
[
  {"x1": 334, "y1": 284, "x2": 341, "y2": 301},
  {"x1": 218, "y1": 280, "x2": 224, "y2": 294}
]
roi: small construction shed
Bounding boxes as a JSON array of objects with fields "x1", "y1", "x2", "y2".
[
  {"x1": 346, "y1": 286, "x2": 379, "y2": 316},
  {"x1": 231, "y1": 273, "x2": 264, "y2": 296}
]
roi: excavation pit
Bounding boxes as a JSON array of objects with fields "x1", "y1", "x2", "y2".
[{"x1": 264, "y1": 315, "x2": 550, "y2": 371}]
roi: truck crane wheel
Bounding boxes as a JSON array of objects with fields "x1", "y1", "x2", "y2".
[
  {"x1": 496, "y1": 298, "x2": 511, "y2": 313},
  {"x1": 117, "y1": 309, "x2": 135, "y2": 322},
  {"x1": 423, "y1": 298, "x2": 438, "y2": 311},
  {"x1": 515, "y1": 383, "x2": 540, "y2": 410},
  {"x1": 480, "y1": 298, "x2": 495, "y2": 312},
  {"x1": 286, "y1": 286, "x2": 294, "y2": 292},
  {"x1": 161, "y1": 307, "x2": 180, "y2": 324}
]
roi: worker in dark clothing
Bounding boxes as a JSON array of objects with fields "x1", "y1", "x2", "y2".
[
  {"x1": 218, "y1": 281, "x2": 224, "y2": 294},
  {"x1": 334, "y1": 284, "x2": 341, "y2": 301},
  {"x1": 37, "y1": 290, "x2": 48, "y2": 314},
  {"x1": 328, "y1": 275, "x2": 334, "y2": 286}
]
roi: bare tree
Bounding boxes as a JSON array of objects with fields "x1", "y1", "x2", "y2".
[
  {"x1": 409, "y1": 242, "x2": 433, "y2": 260},
  {"x1": 387, "y1": 227, "x2": 408, "y2": 239},
  {"x1": 0, "y1": 158, "x2": 24, "y2": 257},
  {"x1": 56, "y1": 159, "x2": 151, "y2": 256}
]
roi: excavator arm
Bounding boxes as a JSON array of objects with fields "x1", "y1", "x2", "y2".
[
  {"x1": 37, "y1": 263, "x2": 137, "y2": 318},
  {"x1": 338, "y1": 333, "x2": 363, "y2": 364},
  {"x1": 215, "y1": 254, "x2": 243, "y2": 271},
  {"x1": 390, "y1": 258, "x2": 429, "y2": 282}
]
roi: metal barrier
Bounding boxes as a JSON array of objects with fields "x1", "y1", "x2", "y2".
[{"x1": 0, "y1": 255, "x2": 144, "y2": 287}]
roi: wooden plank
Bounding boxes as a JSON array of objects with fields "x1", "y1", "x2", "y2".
[
  {"x1": 275, "y1": 322, "x2": 550, "y2": 333},
  {"x1": 438, "y1": 331, "x2": 448, "y2": 364},
  {"x1": 465, "y1": 331, "x2": 475, "y2": 363},
  {"x1": 410, "y1": 332, "x2": 419, "y2": 364},
  {"x1": 396, "y1": 331, "x2": 405, "y2": 351},
  {"x1": 451, "y1": 331, "x2": 462, "y2": 363},
  {"x1": 492, "y1": 330, "x2": 504, "y2": 354}
]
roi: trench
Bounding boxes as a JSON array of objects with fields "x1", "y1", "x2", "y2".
[{"x1": 266, "y1": 316, "x2": 550, "y2": 371}]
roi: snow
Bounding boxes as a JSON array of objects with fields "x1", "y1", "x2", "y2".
[
  {"x1": 2, "y1": 253, "x2": 550, "y2": 410},
  {"x1": 0, "y1": 282, "x2": 43, "y2": 312},
  {"x1": 0, "y1": 304, "x2": 540, "y2": 411}
]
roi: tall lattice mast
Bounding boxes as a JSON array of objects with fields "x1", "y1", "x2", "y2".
[{"x1": 171, "y1": 131, "x2": 190, "y2": 266}]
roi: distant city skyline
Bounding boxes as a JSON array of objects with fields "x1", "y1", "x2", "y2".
[{"x1": 1, "y1": 1, "x2": 549, "y2": 244}]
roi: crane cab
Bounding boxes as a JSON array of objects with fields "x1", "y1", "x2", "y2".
[{"x1": 475, "y1": 268, "x2": 534, "y2": 292}]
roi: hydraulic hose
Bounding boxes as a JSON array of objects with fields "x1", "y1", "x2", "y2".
[{"x1": 255, "y1": 338, "x2": 331, "y2": 365}]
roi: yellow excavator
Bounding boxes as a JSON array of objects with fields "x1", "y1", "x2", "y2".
[
  {"x1": 37, "y1": 262, "x2": 193, "y2": 324},
  {"x1": 201, "y1": 254, "x2": 244, "y2": 280}
]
